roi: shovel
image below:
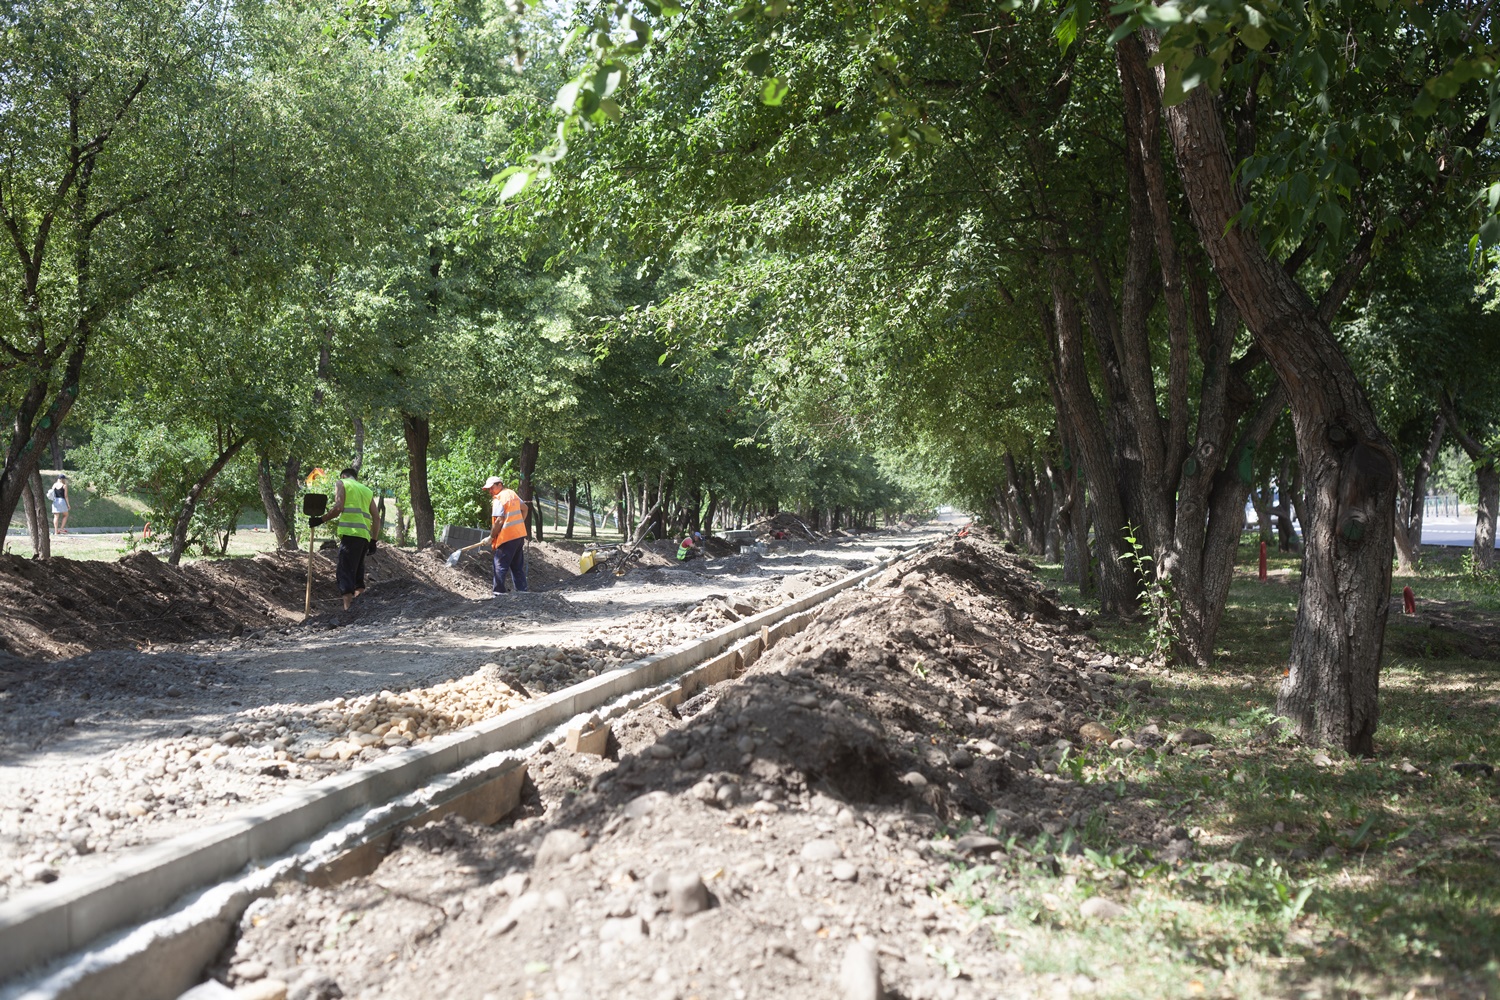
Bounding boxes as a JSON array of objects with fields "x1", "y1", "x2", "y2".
[
  {"x1": 302, "y1": 493, "x2": 328, "y2": 616},
  {"x1": 447, "y1": 539, "x2": 488, "y2": 567}
]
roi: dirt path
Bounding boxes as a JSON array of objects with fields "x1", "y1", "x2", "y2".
[
  {"x1": 205, "y1": 528, "x2": 1167, "y2": 1000},
  {"x1": 0, "y1": 527, "x2": 930, "y2": 900}
]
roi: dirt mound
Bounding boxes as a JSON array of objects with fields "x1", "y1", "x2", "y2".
[
  {"x1": 213, "y1": 527, "x2": 1175, "y2": 1000},
  {"x1": 749, "y1": 511, "x2": 821, "y2": 541},
  {"x1": 0, "y1": 542, "x2": 512, "y2": 661}
]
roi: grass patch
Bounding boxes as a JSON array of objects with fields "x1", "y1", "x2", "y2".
[{"x1": 958, "y1": 539, "x2": 1500, "y2": 998}]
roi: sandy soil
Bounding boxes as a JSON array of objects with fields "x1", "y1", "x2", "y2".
[
  {"x1": 0, "y1": 528, "x2": 921, "y2": 900},
  {"x1": 199, "y1": 530, "x2": 1184, "y2": 1000}
]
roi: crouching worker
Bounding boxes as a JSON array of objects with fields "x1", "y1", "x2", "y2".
[
  {"x1": 310, "y1": 467, "x2": 381, "y2": 611},
  {"x1": 677, "y1": 531, "x2": 702, "y2": 562},
  {"x1": 485, "y1": 475, "x2": 529, "y2": 596}
]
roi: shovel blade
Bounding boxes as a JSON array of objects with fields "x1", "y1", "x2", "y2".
[{"x1": 446, "y1": 551, "x2": 462, "y2": 567}]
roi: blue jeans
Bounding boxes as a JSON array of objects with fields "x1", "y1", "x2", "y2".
[{"x1": 492, "y1": 538, "x2": 527, "y2": 594}]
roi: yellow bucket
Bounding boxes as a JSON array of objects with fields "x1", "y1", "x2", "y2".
[{"x1": 579, "y1": 550, "x2": 600, "y2": 574}]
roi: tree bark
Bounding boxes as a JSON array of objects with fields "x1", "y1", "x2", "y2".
[
  {"x1": 565, "y1": 479, "x2": 578, "y2": 539},
  {"x1": 21, "y1": 471, "x2": 50, "y2": 560},
  {"x1": 351, "y1": 416, "x2": 365, "y2": 474},
  {"x1": 258, "y1": 451, "x2": 298, "y2": 551},
  {"x1": 584, "y1": 480, "x2": 597, "y2": 538},
  {"x1": 517, "y1": 439, "x2": 539, "y2": 539},
  {"x1": 1442, "y1": 401, "x2": 1498, "y2": 570},
  {"x1": 1394, "y1": 412, "x2": 1444, "y2": 572},
  {"x1": 1046, "y1": 282, "x2": 1138, "y2": 612},
  {"x1": 167, "y1": 435, "x2": 249, "y2": 566},
  {"x1": 402, "y1": 413, "x2": 435, "y2": 549},
  {"x1": 703, "y1": 490, "x2": 720, "y2": 536},
  {"x1": 1157, "y1": 61, "x2": 1396, "y2": 754}
]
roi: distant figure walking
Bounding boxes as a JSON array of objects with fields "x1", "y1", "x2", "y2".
[
  {"x1": 310, "y1": 467, "x2": 381, "y2": 611},
  {"x1": 50, "y1": 475, "x2": 69, "y2": 534},
  {"x1": 485, "y1": 474, "x2": 529, "y2": 596}
]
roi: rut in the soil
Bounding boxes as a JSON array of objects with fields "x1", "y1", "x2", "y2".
[{"x1": 211, "y1": 529, "x2": 1178, "y2": 1000}]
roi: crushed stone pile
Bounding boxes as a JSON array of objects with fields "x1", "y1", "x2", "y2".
[{"x1": 210, "y1": 529, "x2": 1184, "y2": 1000}]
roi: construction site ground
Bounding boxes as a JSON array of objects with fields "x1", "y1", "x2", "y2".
[
  {"x1": 9, "y1": 518, "x2": 1492, "y2": 1000},
  {"x1": 0, "y1": 521, "x2": 929, "y2": 905}
]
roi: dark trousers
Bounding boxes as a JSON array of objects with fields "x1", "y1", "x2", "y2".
[
  {"x1": 336, "y1": 535, "x2": 370, "y2": 595},
  {"x1": 492, "y1": 538, "x2": 528, "y2": 594}
]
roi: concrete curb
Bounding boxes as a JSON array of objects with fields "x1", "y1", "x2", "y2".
[{"x1": 0, "y1": 531, "x2": 945, "y2": 990}]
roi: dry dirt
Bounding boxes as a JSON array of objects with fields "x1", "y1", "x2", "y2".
[
  {"x1": 203, "y1": 530, "x2": 1184, "y2": 1000},
  {"x1": 0, "y1": 529, "x2": 918, "y2": 901}
]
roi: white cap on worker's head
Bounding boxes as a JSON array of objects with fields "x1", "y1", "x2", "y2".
[{"x1": 483, "y1": 476, "x2": 504, "y2": 489}]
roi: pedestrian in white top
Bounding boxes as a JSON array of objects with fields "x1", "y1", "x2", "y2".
[{"x1": 50, "y1": 475, "x2": 70, "y2": 535}]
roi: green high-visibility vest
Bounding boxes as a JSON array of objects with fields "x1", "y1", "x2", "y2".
[{"x1": 337, "y1": 479, "x2": 375, "y2": 540}]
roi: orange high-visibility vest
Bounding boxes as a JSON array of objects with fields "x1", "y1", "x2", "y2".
[{"x1": 493, "y1": 489, "x2": 527, "y2": 546}]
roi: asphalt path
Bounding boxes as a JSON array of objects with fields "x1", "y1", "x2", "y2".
[{"x1": 1245, "y1": 513, "x2": 1497, "y2": 549}]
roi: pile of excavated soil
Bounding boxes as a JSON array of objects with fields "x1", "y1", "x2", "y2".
[
  {"x1": 0, "y1": 539, "x2": 599, "y2": 662},
  {"x1": 750, "y1": 511, "x2": 822, "y2": 541},
  {"x1": 210, "y1": 530, "x2": 1186, "y2": 1000}
]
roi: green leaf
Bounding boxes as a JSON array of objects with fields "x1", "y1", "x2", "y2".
[
  {"x1": 497, "y1": 169, "x2": 531, "y2": 202},
  {"x1": 761, "y1": 76, "x2": 789, "y2": 105},
  {"x1": 1479, "y1": 215, "x2": 1500, "y2": 246},
  {"x1": 1239, "y1": 22, "x2": 1270, "y2": 50},
  {"x1": 553, "y1": 79, "x2": 580, "y2": 114},
  {"x1": 598, "y1": 97, "x2": 622, "y2": 121},
  {"x1": 744, "y1": 49, "x2": 772, "y2": 76},
  {"x1": 558, "y1": 25, "x2": 587, "y2": 56}
]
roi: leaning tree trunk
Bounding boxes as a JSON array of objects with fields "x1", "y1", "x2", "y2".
[
  {"x1": 402, "y1": 413, "x2": 435, "y2": 549},
  {"x1": 258, "y1": 452, "x2": 298, "y2": 551},
  {"x1": 565, "y1": 479, "x2": 578, "y2": 539},
  {"x1": 1160, "y1": 75, "x2": 1396, "y2": 754},
  {"x1": 168, "y1": 435, "x2": 249, "y2": 566}
]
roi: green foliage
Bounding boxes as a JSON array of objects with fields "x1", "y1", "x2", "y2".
[
  {"x1": 1122, "y1": 526, "x2": 1181, "y2": 664},
  {"x1": 428, "y1": 431, "x2": 514, "y2": 530}
]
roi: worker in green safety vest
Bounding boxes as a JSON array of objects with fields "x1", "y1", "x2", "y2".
[{"x1": 310, "y1": 466, "x2": 382, "y2": 611}]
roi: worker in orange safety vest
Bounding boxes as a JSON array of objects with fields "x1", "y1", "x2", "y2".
[{"x1": 484, "y1": 474, "x2": 529, "y2": 596}]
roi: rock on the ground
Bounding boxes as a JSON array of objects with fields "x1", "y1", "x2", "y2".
[
  {"x1": 1078, "y1": 897, "x2": 1128, "y2": 921},
  {"x1": 666, "y1": 872, "x2": 710, "y2": 915},
  {"x1": 177, "y1": 981, "x2": 236, "y2": 1000},
  {"x1": 840, "y1": 941, "x2": 884, "y2": 1000},
  {"x1": 534, "y1": 829, "x2": 588, "y2": 866},
  {"x1": 235, "y1": 981, "x2": 289, "y2": 1000},
  {"x1": 1078, "y1": 722, "x2": 1114, "y2": 745},
  {"x1": 802, "y1": 839, "x2": 843, "y2": 861}
]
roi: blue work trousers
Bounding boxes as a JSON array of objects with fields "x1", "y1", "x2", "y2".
[{"x1": 492, "y1": 538, "x2": 528, "y2": 594}]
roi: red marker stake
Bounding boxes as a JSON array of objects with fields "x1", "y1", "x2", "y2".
[
  {"x1": 1403, "y1": 585, "x2": 1416, "y2": 615},
  {"x1": 1259, "y1": 540, "x2": 1268, "y2": 582}
]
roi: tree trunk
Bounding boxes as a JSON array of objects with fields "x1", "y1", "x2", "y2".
[
  {"x1": 168, "y1": 435, "x2": 250, "y2": 566},
  {"x1": 0, "y1": 341, "x2": 87, "y2": 541},
  {"x1": 351, "y1": 416, "x2": 365, "y2": 474},
  {"x1": 566, "y1": 479, "x2": 578, "y2": 539},
  {"x1": 402, "y1": 413, "x2": 435, "y2": 549},
  {"x1": 258, "y1": 451, "x2": 298, "y2": 551},
  {"x1": 21, "y1": 472, "x2": 50, "y2": 560},
  {"x1": 585, "y1": 480, "x2": 597, "y2": 538},
  {"x1": 49, "y1": 436, "x2": 63, "y2": 473},
  {"x1": 703, "y1": 490, "x2": 720, "y2": 536},
  {"x1": 1046, "y1": 287, "x2": 1138, "y2": 612},
  {"x1": 517, "y1": 439, "x2": 539, "y2": 539},
  {"x1": 619, "y1": 475, "x2": 630, "y2": 537},
  {"x1": 1442, "y1": 401, "x2": 1498, "y2": 570},
  {"x1": 1275, "y1": 459, "x2": 1297, "y2": 551},
  {"x1": 1394, "y1": 412, "x2": 1444, "y2": 572},
  {"x1": 1158, "y1": 65, "x2": 1396, "y2": 754},
  {"x1": 1474, "y1": 464, "x2": 1500, "y2": 570}
]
